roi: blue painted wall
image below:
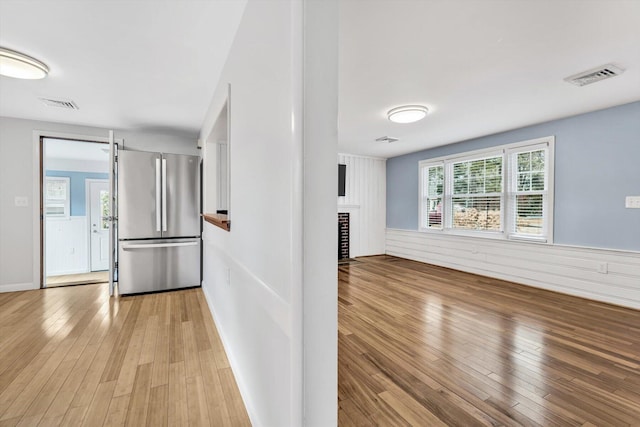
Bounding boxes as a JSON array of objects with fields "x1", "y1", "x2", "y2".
[
  {"x1": 387, "y1": 101, "x2": 640, "y2": 251},
  {"x1": 46, "y1": 171, "x2": 109, "y2": 216}
]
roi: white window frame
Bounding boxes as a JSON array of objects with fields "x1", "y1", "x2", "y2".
[
  {"x1": 418, "y1": 136, "x2": 555, "y2": 243},
  {"x1": 419, "y1": 161, "x2": 444, "y2": 230},
  {"x1": 45, "y1": 176, "x2": 71, "y2": 218}
]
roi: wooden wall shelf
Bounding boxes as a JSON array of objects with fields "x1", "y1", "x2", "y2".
[{"x1": 202, "y1": 213, "x2": 230, "y2": 232}]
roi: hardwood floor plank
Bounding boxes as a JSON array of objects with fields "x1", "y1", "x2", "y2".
[
  {"x1": 81, "y1": 380, "x2": 116, "y2": 427},
  {"x1": 123, "y1": 363, "x2": 152, "y2": 427},
  {"x1": 198, "y1": 349, "x2": 232, "y2": 427},
  {"x1": 0, "y1": 285, "x2": 249, "y2": 427},
  {"x1": 150, "y1": 294, "x2": 170, "y2": 388},
  {"x1": 182, "y1": 321, "x2": 201, "y2": 379},
  {"x1": 58, "y1": 405, "x2": 87, "y2": 426},
  {"x1": 338, "y1": 255, "x2": 640, "y2": 426},
  {"x1": 167, "y1": 361, "x2": 188, "y2": 426},
  {"x1": 146, "y1": 384, "x2": 168, "y2": 427},
  {"x1": 218, "y1": 368, "x2": 251, "y2": 426},
  {"x1": 102, "y1": 394, "x2": 129, "y2": 427},
  {"x1": 186, "y1": 376, "x2": 210, "y2": 426}
]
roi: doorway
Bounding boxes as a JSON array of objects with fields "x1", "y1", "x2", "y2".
[{"x1": 42, "y1": 138, "x2": 110, "y2": 287}]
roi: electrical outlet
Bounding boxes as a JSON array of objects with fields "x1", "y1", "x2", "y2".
[
  {"x1": 14, "y1": 196, "x2": 28, "y2": 207},
  {"x1": 625, "y1": 196, "x2": 640, "y2": 209},
  {"x1": 597, "y1": 262, "x2": 608, "y2": 274}
]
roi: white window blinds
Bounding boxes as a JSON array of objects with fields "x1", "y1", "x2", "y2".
[
  {"x1": 507, "y1": 144, "x2": 549, "y2": 239},
  {"x1": 449, "y1": 155, "x2": 503, "y2": 231}
]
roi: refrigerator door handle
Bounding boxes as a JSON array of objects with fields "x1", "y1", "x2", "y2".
[
  {"x1": 121, "y1": 241, "x2": 199, "y2": 249},
  {"x1": 155, "y1": 158, "x2": 161, "y2": 232},
  {"x1": 162, "y1": 158, "x2": 167, "y2": 232}
]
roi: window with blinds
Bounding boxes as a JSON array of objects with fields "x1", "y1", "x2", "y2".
[
  {"x1": 418, "y1": 137, "x2": 554, "y2": 242},
  {"x1": 45, "y1": 177, "x2": 70, "y2": 217},
  {"x1": 421, "y1": 163, "x2": 444, "y2": 229},
  {"x1": 507, "y1": 145, "x2": 548, "y2": 239},
  {"x1": 450, "y1": 155, "x2": 502, "y2": 231}
]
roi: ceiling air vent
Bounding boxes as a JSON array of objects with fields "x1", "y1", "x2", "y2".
[
  {"x1": 564, "y1": 64, "x2": 625, "y2": 87},
  {"x1": 39, "y1": 97, "x2": 79, "y2": 110},
  {"x1": 375, "y1": 136, "x2": 399, "y2": 143}
]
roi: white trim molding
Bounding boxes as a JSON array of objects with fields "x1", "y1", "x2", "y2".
[
  {"x1": 386, "y1": 228, "x2": 640, "y2": 310},
  {"x1": 0, "y1": 282, "x2": 37, "y2": 293}
]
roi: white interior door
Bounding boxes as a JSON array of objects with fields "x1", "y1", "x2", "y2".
[{"x1": 89, "y1": 180, "x2": 110, "y2": 271}]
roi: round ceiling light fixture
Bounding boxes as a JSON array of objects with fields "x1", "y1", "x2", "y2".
[
  {"x1": 387, "y1": 105, "x2": 428, "y2": 124},
  {"x1": 0, "y1": 47, "x2": 49, "y2": 79}
]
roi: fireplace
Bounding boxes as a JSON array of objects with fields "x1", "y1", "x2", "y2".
[{"x1": 338, "y1": 212, "x2": 349, "y2": 260}]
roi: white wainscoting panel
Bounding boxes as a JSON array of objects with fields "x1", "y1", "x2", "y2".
[
  {"x1": 338, "y1": 154, "x2": 386, "y2": 257},
  {"x1": 45, "y1": 216, "x2": 89, "y2": 276},
  {"x1": 386, "y1": 229, "x2": 640, "y2": 310},
  {"x1": 201, "y1": 223, "x2": 292, "y2": 427}
]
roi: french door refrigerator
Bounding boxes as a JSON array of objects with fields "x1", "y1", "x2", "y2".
[{"x1": 117, "y1": 149, "x2": 200, "y2": 294}]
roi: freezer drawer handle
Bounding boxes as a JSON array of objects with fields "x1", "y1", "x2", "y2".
[{"x1": 122, "y1": 242, "x2": 199, "y2": 249}]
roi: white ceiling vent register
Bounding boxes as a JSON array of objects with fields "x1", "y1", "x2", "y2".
[
  {"x1": 39, "y1": 97, "x2": 79, "y2": 110},
  {"x1": 564, "y1": 64, "x2": 625, "y2": 87},
  {"x1": 375, "y1": 136, "x2": 399, "y2": 143}
]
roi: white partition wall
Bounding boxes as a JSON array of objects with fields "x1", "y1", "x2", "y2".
[
  {"x1": 199, "y1": 1, "x2": 338, "y2": 425},
  {"x1": 338, "y1": 153, "x2": 386, "y2": 257}
]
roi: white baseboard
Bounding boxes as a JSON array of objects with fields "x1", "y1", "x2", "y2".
[
  {"x1": 0, "y1": 282, "x2": 38, "y2": 293},
  {"x1": 200, "y1": 281, "x2": 259, "y2": 427},
  {"x1": 46, "y1": 269, "x2": 90, "y2": 276},
  {"x1": 386, "y1": 228, "x2": 640, "y2": 310}
]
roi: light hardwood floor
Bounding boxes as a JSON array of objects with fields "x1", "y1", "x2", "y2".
[
  {"x1": 46, "y1": 272, "x2": 109, "y2": 288},
  {"x1": 0, "y1": 284, "x2": 250, "y2": 426},
  {"x1": 338, "y1": 255, "x2": 640, "y2": 426}
]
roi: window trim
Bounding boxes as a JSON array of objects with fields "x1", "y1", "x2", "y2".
[
  {"x1": 420, "y1": 161, "x2": 444, "y2": 230},
  {"x1": 418, "y1": 136, "x2": 555, "y2": 243}
]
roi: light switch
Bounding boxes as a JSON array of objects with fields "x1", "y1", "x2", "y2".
[
  {"x1": 625, "y1": 196, "x2": 640, "y2": 209},
  {"x1": 14, "y1": 196, "x2": 28, "y2": 207}
]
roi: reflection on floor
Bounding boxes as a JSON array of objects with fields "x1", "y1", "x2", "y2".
[
  {"x1": 338, "y1": 255, "x2": 640, "y2": 425},
  {"x1": 46, "y1": 271, "x2": 109, "y2": 287},
  {"x1": 0, "y1": 284, "x2": 251, "y2": 425}
]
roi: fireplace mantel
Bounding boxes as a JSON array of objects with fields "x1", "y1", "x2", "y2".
[{"x1": 338, "y1": 204, "x2": 360, "y2": 210}]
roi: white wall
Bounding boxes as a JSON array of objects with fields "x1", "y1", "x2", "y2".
[
  {"x1": 45, "y1": 217, "x2": 88, "y2": 275},
  {"x1": 387, "y1": 229, "x2": 640, "y2": 310},
  {"x1": 199, "y1": 0, "x2": 337, "y2": 425},
  {"x1": 0, "y1": 116, "x2": 197, "y2": 292},
  {"x1": 338, "y1": 153, "x2": 386, "y2": 257}
]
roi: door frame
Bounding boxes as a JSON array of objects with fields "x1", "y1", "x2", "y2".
[
  {"x1": 33, "y1": 131, "x2": 122, "y2": 289},
  {"x1": 85, "y1": 178, "x2": 110, "y2": 272}
]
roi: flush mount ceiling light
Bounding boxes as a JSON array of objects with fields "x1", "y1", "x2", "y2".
[
  {"x1": 387, "y1": 105, "x2": 428, "y2": 124},
  {"x1": 0, "y1": 47, "x2": 49, "y2": 79}
]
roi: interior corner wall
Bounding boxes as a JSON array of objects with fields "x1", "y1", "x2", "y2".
[
  {"x1": 199, "y1": 0, "x2": 338, "y2": 425},
  {"x1": 338, "y1": 153, "x2": 386, "y2": 257},
  {"x1": 0, "y1": 116, "x2": 197, "y2": 291}
]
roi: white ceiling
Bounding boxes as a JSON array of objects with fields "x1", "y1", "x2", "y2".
[
  {"x1": 1, "y1": 1, "x2": 639, "y2": 158},
  {"x1": 0, "y1": 0, "x2": 247, "y2": 139},
  {"x1": 338, "y1": 0, "x2": 640, "y2": 158}
]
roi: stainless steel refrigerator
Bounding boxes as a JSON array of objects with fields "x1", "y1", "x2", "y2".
[{"x1": 117, "y1": 149, "x2": 200, "y2": 294}]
